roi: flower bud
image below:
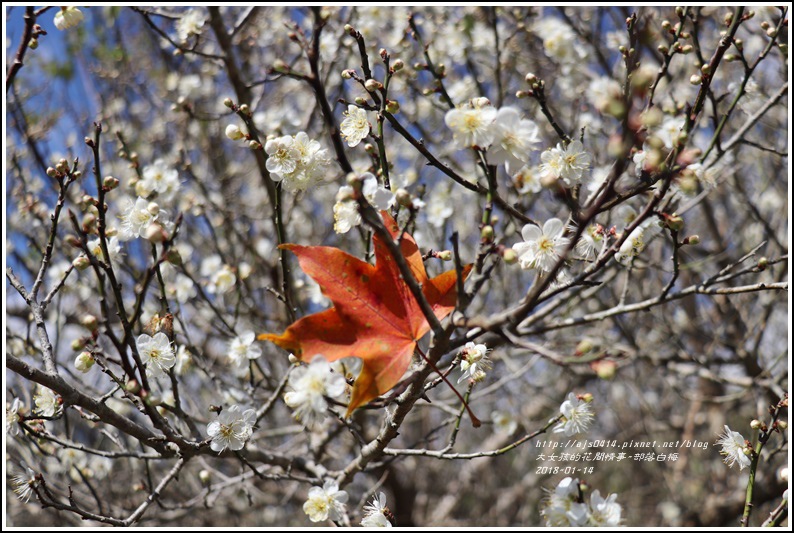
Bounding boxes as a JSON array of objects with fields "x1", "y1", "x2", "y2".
[
  {"x1": 395, "y1": 188, "x2": 412, "y2": 208},
  {"x1": 199, "y1": 469, "x2": 211, "y2": 485},
  {"x1": 364, "y1": 78, "x2": 382, "y2": 92},
  {"x1": 47, "y1": 167, "x2": 59, "y2": 178},
  {"x1": 766, "y1": 28, "x2": 777, "y2": 38},
  {"x1": 75, "y1": 351, "x2": 95, "y2": 373},
  {"x1": 575, "y1": 339, "x2": 594, "y2": 356},
  {"x1": 344, "y1": 24, "x2": 355, "y2": 36},
  {"x1": 665, "y1": 214, "x2": 684, "y2": 232},
  {"x1": 354, "y1": 96, "x2": 367, "y2": 106},
  {"x1": 437, "y1": 250, "x2": 452, "y2": 261},
  {"x1": 80, "y1": 314, "x2": 99, "y2": 331},
  {"x1": 385, "y1": 100, "x2": 400, "y2": 114},
  {"x1": 341, "y1": 69, "x2": 353, "y2": 79},
  {"x1": 72, "y1": 170, "x2": 82, "y2": 179},
  {"x1": 71, "y1": 337, "x2": 87, "y2": 351},
  {"x1": 683, "y1": 234, "x2": 700, "y2": 245},
  {"x1": 29, "y1": 38, "x2": 38, "y2": 50},
  {"x1": 248, "y1": 140, "x2": 262, "y2": 150},
  {"x1": 103, "y1": 175, "x2": 119, "y2": 190},
  {"x1": 238, "y1": 104, "x2": 251, "y2": 116},
  {"x1": 65, "y1": 235, "x2": 82, "y2": 249},
  {"x1": 145, "y1": 223, "x2": 167, "y2": 243},
  {"x1": 757, "y1": 257, "x2": 768, "y2": 271},
  {"x1": 392, "y1": 59, "x2": 404, "y2": 71},
  {"x1": 580, "y1": 392, "x2": 594, "y2": 403},
  {"x1": 147, "y1": 202, "x2": 160, "y2": 216},
  {"x1": 777, "y1": 420, "x2": 788, "y2": 430},
  {"x1": 272, "y1": 58, "x2": 289, "y2": 72},
  {"x1": 225, "y1": 124, "x2": 245, "y2": 141},
  {"x1": 126, "y1": 379, "x2": 141, "y2": 394},
  {"x1": 592, "y1": 360, "x2": 617, "y2": 380},
  {"x1": 288, "y1": 353, "x2": 299, "y2": 365},
  {"x1": 166, "y1": 248, "x2": 183, "y2": 266},
  {"x1": 502, "y1": 248, "x2": 518, "y2": 265},
  {"x1": 223, "y1": 97, "x2": 234, "y2": 108},
  {"x1": 690, "y1": 74, "x2": 702, "y2": 85},
  {"x1": 750, "y1": 419, "x2": 762, "y2": 430},
  {"x1": 72, "y1": 255, "x2": 91, "y2": 271},
  {"x1": 680, "y1": 44, "x2": 693, "y2": 54},
  {"x1": 481, "y1": 225, "x2": 494, "y2": 242}
]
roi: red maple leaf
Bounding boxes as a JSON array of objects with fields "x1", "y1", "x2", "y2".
[{"x1": 260, "y1": 211, "x2": 471, "y2": 417}]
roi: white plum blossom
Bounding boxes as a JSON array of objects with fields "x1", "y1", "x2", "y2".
[
  {"x1": 614, "y1": 218, "x2": 662, "y2": 266},
  {"x1": 361, "y1": 492, "x2": 392, "y2": 527},
  {"x1": 265, "y1": 135, "x2": 300, "y2": 177},
  {"x1": 458, "y1": 342, "x2": 491, "y2": 383},
  {"x1": 589, "y1": 490, "x2": 623, "y2": 526},
  {"x1": 176, "y1": 8, "x2": 206, "y2": 42},
  {"x1": 512, "y1": 218, "x2": 570, "y2": 272},
  {"x1": 54, "y1": 7, "x2": 83, "y2": 31},
  {"x1": 540, "y1": 141, "x2": 592, "y2": 186},
  {"x1": 716, "y1": 425, "x2": 752, "y2": 470},
  {"x1": 6, "y1": 398, "x2": 23, "y2": 436},
  {"x1": 575, "y1": 224, "x2": 605, "y2": 259},
  {"x1": 136, "y1": 332, "x2": 176, "y2": 379},
  {"x1": 532, "y1": 18, "x2": 587, "y2": 69},
  {"x1": 553, "y1": 392, "x2": 594, "y2": 437},
  {"x1": 11, "y1": 467, "x2": 38, "y2": 503},
  {"x1": 588, "y1": 76, "x2": 623, "y2": 114},
  {"x1": 168, "y1": 273, "x2": 197, "y2": 303},
  {"x1": 137, "y1": 159, "x2": 180, "y2": 202},
  {"x1": 444, "y1": 98, "x2": 497, "y2": 149},
  {"x1": 425, "y1": 186, "x2": 454, "y2": 228},
  {"x1": 119, "y1": 197, "x2": 161, "y2": 240},
  {"x1": 284, "y1": 356, "x2": 346, "y2": 428},
  {"x1": 656, "y1": 115, "x2": 686, "y2": 149},
  {"x1": 272, "y1": 131, "x2": 331, "y2": 192},
  {"x1": 206, "y1": 404, "x2": 256, "y2": 452},
  {"x1": 340, "y1": 105, "x2": 370, "y2": 147},
  {"x1": 541, "y1": 477, "x2": 622, "y2": 527},
  {"x1": 201, "y1": 255, "x2": 237, "y2": 294},
  {"x1": 541, "y1": 477, "x2": 589, "y2": 527},
  {"x1": 512, "y1": 165, "x2": 543, "y2": 195},
  {"x1": 228, "y1": 331, "x2": 262, "y2": 377},
  {"x1": 303, "y1": 480, "x2": 348, "y2": 523},
  {"x1": 34, "y1": 386, "x2": 60, "y2": 417},
  {"x1": 491, "y1": 410, "x2": 519, "y2": 436},
  {"x1": 333, "y1": 187, "x2": 360, "y2": 234},
  {"x1": 87, "y1": 236, "x2": 121, "y2": 264},
  {"x1": 362, "y1": 173, "x2": 395, "y2": 210},
  {"x1": 333, "y1": 174, "x2": 394, "y2": 234},
  {"x1": 488, "y1": 107, "x2": 541, "y2": 173}
]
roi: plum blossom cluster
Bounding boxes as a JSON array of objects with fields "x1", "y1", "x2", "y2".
[
  {"x1": 118, "y1": 197, "x2": 170, "y2": 241},
  {"x1": 135, "y1": 159, "x2": 181, "y2": 202},
  {"x1": 541, "y1": 477, "x2": 622, "y2": 527},
  {"x1": 264, "y1": 132, "x2": 332, "y2": 192},
  {"x1": 284, "y1": 356, "x2": 347, "y2": 427},
  {"x1": 539, "y1": 140, "x2": 593, "y2": 186},
  {"x1": 445, "y1": 98, "x2": 540, "y2": 172}
]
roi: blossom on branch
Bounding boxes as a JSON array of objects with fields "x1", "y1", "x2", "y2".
[
  {"x1": 303, "y1": 480, "x2": 348, "y2": 523},
  {"x1": 206, "y1": 404, "x2": 256, "y2": 452}
]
